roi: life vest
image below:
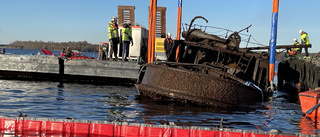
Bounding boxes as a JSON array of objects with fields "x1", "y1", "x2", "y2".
[
  {"x1": 122, "y1": 27, "x2": 132, "y2": 42},
  {"x1": 292, "y1": 41, "x2": 300, "y2": 52},
  {"x1": 289, "y1": 51, "x2": 296, "y2": 56},
  {"x1": 166, "y1": 37, "x2": 172, "y2": 43},
  {"x1": 301, "y1": 33, "x2": 310, "y2": 45},
  {"x1": 108, "y1": 21, "x2": 119, "y2": 39}
]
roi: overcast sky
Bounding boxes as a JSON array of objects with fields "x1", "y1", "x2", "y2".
[{"x1": 0, "y1": 0, "x2": 319, "y2": 52}]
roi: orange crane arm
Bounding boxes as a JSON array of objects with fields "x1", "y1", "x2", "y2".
[
  {"x1": 148, "y1": 0, "x2": 157, "y2": 63},
  {"x1": 176, "y1": 0, "x2": 182, "y2": 40},
  {"x1": 175, "y1": 0, "x2": 182, "y2": 62}
]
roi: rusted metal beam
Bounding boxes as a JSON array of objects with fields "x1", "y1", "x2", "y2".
[
  {"x1": 242, "y1": 44, "x2": 312, "y2": 50},
  {"x1": 183, "y1": 41, "x2": 244, "y2": 56},
  {"x1": 182, "y1": 29, "x2": 227, "y2": 43}
]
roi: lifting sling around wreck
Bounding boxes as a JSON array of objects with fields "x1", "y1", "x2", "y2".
[{"x1": 136, "y1": 16, "x2": 271, "y2": 107}]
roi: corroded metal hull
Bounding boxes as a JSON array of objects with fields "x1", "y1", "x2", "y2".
[
  {"x1": 136, "y1": 63, "x2": 263, "y2": 107},
  {"x1": 136, "y1": 16, "x2": 269, "y2": 107}
]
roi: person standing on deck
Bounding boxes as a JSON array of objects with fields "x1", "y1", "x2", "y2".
[
  {"x1": 299, "y1": 30, "x2": 310, "y2": 45},
  {"x1": 108, "y1": 16, "x2": 119, "y2": 61},
  {"x1": 121, "y1": 20, "x2": 133, "y2": 61},
  {"x1": 164, "y1": 33, "x2": 174, "y2": 61},
  {"x1": 299, "y1": 30, "x2": 310, "y2": 56}
]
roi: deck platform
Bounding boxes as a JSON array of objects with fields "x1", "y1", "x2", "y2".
[{"x1": 0, "y1": 54, "x2": 140, "y2": 84}]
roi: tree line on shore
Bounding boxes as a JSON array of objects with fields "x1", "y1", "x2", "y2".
[{"x1": 9, "y1": 40, "x2": 99, "y2": 52}]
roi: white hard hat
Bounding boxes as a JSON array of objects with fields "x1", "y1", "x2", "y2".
[
  {"x1": 111, "y1": 16, "x2": 118, "y2": 21},
  {"x1": 293, "y1": 38, "x2": 297, "y2": 42},
  {"x1": 167, "y1": 33, "x2": 172, "y2": 37},
  {"x1": 125, "y1": 20, "x2": 131, "y2": 25},
  {"x1": 299, "y1": 30, "x2": 303, "y2": 34}
]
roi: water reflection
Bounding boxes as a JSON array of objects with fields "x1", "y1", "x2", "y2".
[
  {"x1": 300, "y1": 115, "x2": 320, "y2": 135},
  {"x1": 56, "y1": 88, "x2": 65, "y2": 101},
  {"x1": 0, "y1": 79, "x2": 319, "y2": 135}
]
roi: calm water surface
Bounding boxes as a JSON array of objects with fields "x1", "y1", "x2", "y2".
[{"x1": 0, "y1": 48, "x2": 319, "y2": 135}]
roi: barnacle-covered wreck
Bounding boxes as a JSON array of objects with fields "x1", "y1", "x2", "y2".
[{"x1": 136, "y1": 16, "x2": 271, "y2": 107}]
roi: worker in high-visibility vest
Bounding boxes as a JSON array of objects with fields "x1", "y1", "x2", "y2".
[
  {"x1": 293, "y1": 38, "x2": 300, "y2": 46},
  {"x1": 289, "y1": 38, "x2": 300, "y2": 57},
  {"x1": 299, "y1": 30, "x2": 310, "y2": 45},
  {"x1": 121, "y1": 20, "x2": 133, "y2": 61},
  {"x1": 164, "y1": 33, "x2": 174, "y2": 61},
  {"x1": 108, "y1": 16, "x2": 119, "y2": 60}
]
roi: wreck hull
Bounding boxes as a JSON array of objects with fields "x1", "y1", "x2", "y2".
[{"x1": 136, "y1": 64, "x2": 262, "y2": 107}]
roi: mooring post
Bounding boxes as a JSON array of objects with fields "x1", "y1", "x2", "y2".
[
  {"x1": 0, "y1": 48, "x2": 5, "y2": 54},
  {"x1": 269, "y1": 0, "x2": 279, "y2": 91},
  {"x1": 58, "y1": 57, "x2": 64, "y2": 87}
]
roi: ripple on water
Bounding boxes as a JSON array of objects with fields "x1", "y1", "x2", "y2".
[{"x1": 0, "y1": 79, "x2": 319, "y2": 135}]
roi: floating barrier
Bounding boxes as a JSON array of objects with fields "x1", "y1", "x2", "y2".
[{"x1": 0, "y1": 116, "x2": 310, "y2": 137}]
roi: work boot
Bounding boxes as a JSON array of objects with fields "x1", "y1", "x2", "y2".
[{"x1": 114, "y1": 56, "x2": 119, "y2": 61}]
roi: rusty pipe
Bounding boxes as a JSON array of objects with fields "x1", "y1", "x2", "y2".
[
  {"x1": 182, "y1": 29, "x2": 227, "y2": 43},
  {"x1": 187, "y1": 16, "x2": 208, "y2": 33}
]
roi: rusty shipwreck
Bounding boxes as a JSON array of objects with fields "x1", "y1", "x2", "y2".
[{"x1": 135, "y1": 16, "x2": 271, "y2": 107}]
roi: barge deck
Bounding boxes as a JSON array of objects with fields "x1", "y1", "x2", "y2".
[{"x1": 0, "y1": 54, "x2": 140, "y2": 84}]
